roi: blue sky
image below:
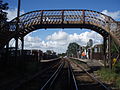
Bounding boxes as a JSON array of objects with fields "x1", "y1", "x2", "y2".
[
  {"x1": 4, "y1": 0, "x2": 120, "y2": 53},
  {"x1": 29, "y1": 29, "x2": 91, "y2": 40},
  {"x1": 5, "y1": 0, "x2": 120, "y2": 12}
]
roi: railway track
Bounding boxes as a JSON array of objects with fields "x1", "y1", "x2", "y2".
[
  {"x1": 12, "y1": 58, "x2": 78, "y2": 90},
  {"x1": 0, "y1": 58, "x2": 61, "y2": 90},
  {"x1": 40, "y1": 59, "x2": 78, "y2": 90},
  {"x1": 69, "y1": 58, "x2": 111, "y2": 90},
  {"x1": 0, "y1": 57, "x2": 112, "y2": 90}
]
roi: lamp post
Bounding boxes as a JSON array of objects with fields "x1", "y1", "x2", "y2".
[{"x1": 87, "y1": 39, "x2": 93, "y2": 60}]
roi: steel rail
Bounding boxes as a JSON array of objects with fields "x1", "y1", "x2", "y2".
[
  {"x1": 71, "y1": 59, "x2": 111, "y2": 90},
  {"x1": 40, "y1": 60, "x2": 65, "y2": 90},
  {"x1": 68, "y1": 61, "x2": 78, "y2": 90},
  {"x1": 0, "y1": 58, "x2": 61, "y2": 90},
  {"x1": 12, "y1": 59, "x2": 61, "y2": 90},
  {"x1": 41, "y1": 59, "x2": 79, "y2": 90}
]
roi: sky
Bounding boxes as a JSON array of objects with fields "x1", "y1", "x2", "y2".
[{"x1": 4, "y1": 0, "x2": 120, "y2": 53}]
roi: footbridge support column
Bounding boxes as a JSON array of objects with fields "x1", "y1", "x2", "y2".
[
  {"x1": 103, "y1": 37, "x2": 107, "y2": 67},
  {"x1": 108, "y1": 34, "x2": 112, "y2": 69},
  {"x1": 15, "y1": 37, "x2": 18, "y2": 62},
  {"x1": 21, "y1": 37, "x2": 24, "y2": 55}
]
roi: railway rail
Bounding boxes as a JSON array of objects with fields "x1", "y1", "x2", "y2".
[
  {"x1": 69, "y1": 58, "x2": 111, "y2": 90},
  {"x1": 0, "y1": 58, "x2": 61, "y2": 90},
  {"x1": 0, "y1": 57, "x2": 112, "y2": 90},
  {"x1": 40, "y1": 59, "x2": 78, "y2": 90}
]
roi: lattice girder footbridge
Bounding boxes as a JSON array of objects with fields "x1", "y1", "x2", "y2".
[{"x1": 0, "y1": 9, "x2": 120, "y2": 49}]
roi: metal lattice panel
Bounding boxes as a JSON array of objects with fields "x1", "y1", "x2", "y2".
[{"x1": 0, "y1": 9, "x2": 120, "y2": 48}]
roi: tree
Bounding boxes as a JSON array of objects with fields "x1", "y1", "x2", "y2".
[
  {"x1": 58, "y1": 53, "x2": 66, "y2": 57},
  {"x1": 67, "y1": 42, "x2": 80, "y2": 57},
  {"x1": 46, "y1": 50, "x2": 52, "y2": 55},
  {"x1": 0, "y1": 0, "x2": 8, "y2": 28},
  {"x1": 87, "y1": 39, "x2": 93, "y2": 48}
]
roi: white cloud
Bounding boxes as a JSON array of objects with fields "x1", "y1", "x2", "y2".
[
  {"x1": 68, "y1": 31, "x2": 103, "y2": 46},
  {"x1": 9, "y1": 38, "x2": 22, "y2": 48},
  {"x1": 46, "y1": 30, "x2": 68, "y2": 41},
  {"x1": 102, "y1": 10, "x2": 120, "y2": 20},
  {"x1": 5, "y1": 8, "x2": 25, "y2": 21},
  {"x1": 7, "y1": 9, "x2": 120, "y2": 53},
  {"x1": 9, "y1": 30, "x2": 103, "y2": 53},
  {"x1": 20, "y1": 31, "x2": 103, "y2": 53}
]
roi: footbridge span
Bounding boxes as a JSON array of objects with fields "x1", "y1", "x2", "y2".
[{"x1": 0, "y1": 9, "x2": 120, "y2": 49}]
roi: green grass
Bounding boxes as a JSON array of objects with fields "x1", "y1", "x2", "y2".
[
  {"x1": 97, "y1": 62, "x2": 120, "y2": 89},
  {"x1": 97, "y1": 68, "x2": 117, "y2": 82},
  {"x1": 116, "y1": 77, "x2": 120, "y2": 89}
]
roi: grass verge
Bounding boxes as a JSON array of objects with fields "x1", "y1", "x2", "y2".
[{"x1": 97, "y1": 62, "x2": 120, "y2": 89}]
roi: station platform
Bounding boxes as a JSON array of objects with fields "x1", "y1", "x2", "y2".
[{"x1": 70, "y1": 58, "x2": 105, "y2": 67}]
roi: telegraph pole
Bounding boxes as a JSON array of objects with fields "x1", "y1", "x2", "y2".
[{"x1": 15, "y1": 0, "x2": 21, "y2": 61}]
